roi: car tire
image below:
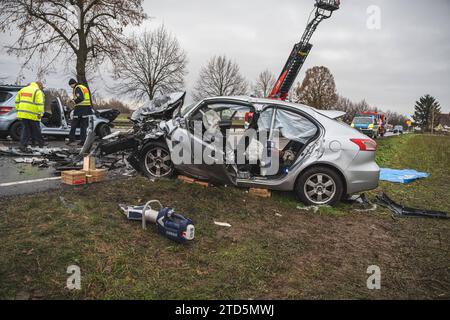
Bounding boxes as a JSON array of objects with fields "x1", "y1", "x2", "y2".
[
  {"x1": 9, "y1": 121, "x2": 22, "y2": 141},
  {"x1": 295, "y1": 166, "x2": 344, "y2": 207},
  {"x1": 96, "y1": 124, "x2": 111, "y2": 138},
  {"x1": 139, "y1": 142, "x2": 174, "y2": 179}
]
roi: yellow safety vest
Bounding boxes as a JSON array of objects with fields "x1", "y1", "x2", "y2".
[
  {"x1": 15, "y1": 83, "x2": 45, "y2": 121},
  {"x1": 74, "y1": 84, "x2": 91, "y2": 107}
]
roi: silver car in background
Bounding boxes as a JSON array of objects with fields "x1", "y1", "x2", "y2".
[
  {"x1": 100, "y1": 94, "x2": 380, "y2": 206},
  {"x1": 0, "y1": 85, "x2": 119, "y2": 141}
]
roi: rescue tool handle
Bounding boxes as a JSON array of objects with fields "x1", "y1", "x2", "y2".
[
  {"x1": 166, "y1": 212, "x2": 190, "y2": 223},
  {"x1": 142, "y1": 200, "x2": 163, "y2": 230}
]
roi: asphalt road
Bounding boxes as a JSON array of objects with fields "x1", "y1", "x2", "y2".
[{"x1": 0, "y1": 139, "x2": 67, "y2": 198}]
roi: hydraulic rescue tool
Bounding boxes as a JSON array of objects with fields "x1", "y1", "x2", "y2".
[
  {"x1": 119, "y1": 200, "x2": 195, "y2": 243},
  {"x1": 269, "y1": 0, "x2": 340, "y2": 100}
]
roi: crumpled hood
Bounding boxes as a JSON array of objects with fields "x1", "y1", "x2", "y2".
[{"x1": 131, "y1": 92, "x2": 186, "y2": 122}]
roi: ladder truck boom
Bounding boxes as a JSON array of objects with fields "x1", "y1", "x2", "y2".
[{"x1": 269, "y1": 0, "x2": 340, "y2": 100}]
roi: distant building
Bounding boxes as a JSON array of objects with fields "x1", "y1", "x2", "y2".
[{"x1": 436, "y1": 113, "x2": 450, "y2": 132}]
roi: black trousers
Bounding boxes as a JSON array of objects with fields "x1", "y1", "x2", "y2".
[
  {"x1": 20, "y1": 119, "x2": 44, "y2": 147},
  {"x1": 69, "y1": 116, "x2": 89, "y2": 143}
]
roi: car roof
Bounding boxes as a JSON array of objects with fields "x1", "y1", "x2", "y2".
[
  {"x1": 202, "y1": 95, "x2": 317, "y2": 114},
  {"x1": 0, "y1": 85, "x2": 24, "y2": 92},
  {"x1": 201, "y1": 95, "x2": 349, "y2": 119}
]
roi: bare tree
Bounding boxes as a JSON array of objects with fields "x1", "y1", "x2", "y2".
[
  {"x1": 113, "y1": 26, "x2": 188, "y2": 101},
  {"x1": 293, "y1": 66, "x2": 338, "y2": 110},
  {"x1": 93, "y1": 96, "x2": 132, "y2": 114},
  {"x1": 0, "y1": 0, "x2": 147, "y2": 86},
  {"x1": 252, "y1": 70, "x2": 276, "y2": 98},
  {"x1": 193, "y1": 55, "x2": 248, "y2": 101},
  {"x1": 43, "y1": 88, "x2": 72, "y2": 111},
  {"x1": 0, "y1": 75, "x2": 8, "y2": 84}
]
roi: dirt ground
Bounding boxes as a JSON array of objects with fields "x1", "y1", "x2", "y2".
[{"x1": 0, "y1": 134, "x2": 449, "y2": 299}]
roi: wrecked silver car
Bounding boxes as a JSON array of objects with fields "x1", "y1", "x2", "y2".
[{"x1": 96, "y1": 92, "x2": 380, "y2": 206}]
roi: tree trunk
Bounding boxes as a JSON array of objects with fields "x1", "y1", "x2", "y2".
[
  {"x1": 76, "y1": 53, "x2": 88, "y2": 86},
  {"x1": 76, "y1": 5, "x2": 88, "y2": 87}
]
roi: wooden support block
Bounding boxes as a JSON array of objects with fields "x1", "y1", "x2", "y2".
[
  {"x1": 83, "y1": 156, "x2": 96, "y2": 172},
  {"x1": 86, "y1": 175, "x2": 94, "y2": 184},
  {"x1": 178, "y1": 175, "x2": 210, "y2": 187},
  {"x1": 88, "y1": 168, "x2": 107, "y2": 176},
  {"x1": 194, "y1": 181, "x2": 210, "y2": 187},
  {"x1": 85, "y1": 169, "x2": 107, "y2": 182},
  {"x1": 249, "y1": 188, "x2": 272, "y2": 198},
  {"x1": 61, "y1": 170, "x2": 86, "y2": 186},
  {"x1": 178, "y1": 175, "x2": 196, "y2": 184}
]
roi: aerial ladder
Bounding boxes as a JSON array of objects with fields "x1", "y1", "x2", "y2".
[{"x1": 269, "y1": 0, "x2": 341, "y2": 100}]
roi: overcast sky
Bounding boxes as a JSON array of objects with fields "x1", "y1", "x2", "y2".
[{"x1": 1, "y1": 0, "x2": 449, "y2": 115}]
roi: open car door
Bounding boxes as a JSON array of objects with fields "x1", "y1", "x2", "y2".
[{"x1": 173, "y1": 98, "x2": 256, "y2": 185}]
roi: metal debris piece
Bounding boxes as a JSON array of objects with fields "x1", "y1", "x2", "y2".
[
  {"x1": 297, "y1": 205, "x2": 331, "y2": 213},
  {"x1": 214, "y1": 221, "x2": 232, "y2": 228},
  {"x1": 376, "y1": 192, "x2": 450, "y2": 219},
  {"x1": 14, "y1": 157, "x2": 50, "y2": 168},
  {"x1": 343, "y1": 193, "x2": 378, "y2": 213}
]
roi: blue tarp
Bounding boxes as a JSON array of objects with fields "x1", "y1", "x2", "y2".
[{"x1": 380, "y1": 168, "x2": 430, "y2": 184}]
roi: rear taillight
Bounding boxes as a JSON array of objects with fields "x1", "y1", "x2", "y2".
[
  {"x1": 0, "y1": 106, "x2": 13, "y2": 115},
  {"x1": 350, "y1": 138, "x2": 377, "y2": 151}
]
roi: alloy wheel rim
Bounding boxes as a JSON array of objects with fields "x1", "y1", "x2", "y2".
[
  {"x1": 304, "y1": 173, "x2": 336, "y2": 205},
  {"x1": 144, "y1": 147, "x2": 172, "y2": 177}
]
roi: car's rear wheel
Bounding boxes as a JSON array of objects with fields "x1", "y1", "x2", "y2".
[
  {"x1": 140, "y1": 142, "x2": 174, "y2": 179},
  {"x1": 295, "y1": 166, "x2": 344, "y2": 206},
  {"x1": 9, "y1": 121, "x2": 22, "y2": 141}
]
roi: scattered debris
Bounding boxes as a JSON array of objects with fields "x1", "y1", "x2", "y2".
[
  {"x1": 214, "y1": 221, "x2": 232, "y2": 228},
  {"x1": 14, "y1": 157, "x2": 49, "y2": 168},
  {"x1": 376, "y1": 193, "x2": 450, "y2": 219},
  {"x1": 14, "y1": 157, "x2": 43, "y2": 163},
  {"x1": 1, "y1": 145, "x2": 83, "y2": 171},
  {"x1": 380, "y1": 168, "x2": 429, "y2": 184},
  {"x1": 354, "y1": 204, "x2": 378, "y2": 213},
  {"x1": 343, "y1": 193, "x2": 378, "y2": 213},
  {"x1": 119, "y1": 200, "x2": 195, "y2": 243},
  {"x1": 1, "y1": 146, "x2": 71, "y2": 157},
  {"x1": 344, "y1": 193, "x2": 369, "y2": 205},
  {"x1": 302, "y1": 206, "x2": 319, "y2": 213}
]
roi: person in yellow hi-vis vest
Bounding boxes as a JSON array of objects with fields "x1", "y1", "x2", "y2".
[
  {"x1": 15, "y1": 81, "x2": 46, "y2": 152},
  {"x1": 67, "y1": 78, "x2": 94, "y2": 146}
]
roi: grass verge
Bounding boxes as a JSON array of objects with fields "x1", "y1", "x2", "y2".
[{"x1": 0, "y1": 134, "x2": 449, "y2": 299}]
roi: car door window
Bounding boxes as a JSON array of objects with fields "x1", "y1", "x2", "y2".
[
  {"x1": 0, "y1": 91, "x2": 13, "y2": 105},
  {"x1": 258, "y1": 108, "x2": 274, "y2": 132},
  {"x1": 273, "y1": 109, "x2": 318, "y2": 144},
  {"x1": 189, "y1": 102, "x2": 253, "y2": 133}
]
